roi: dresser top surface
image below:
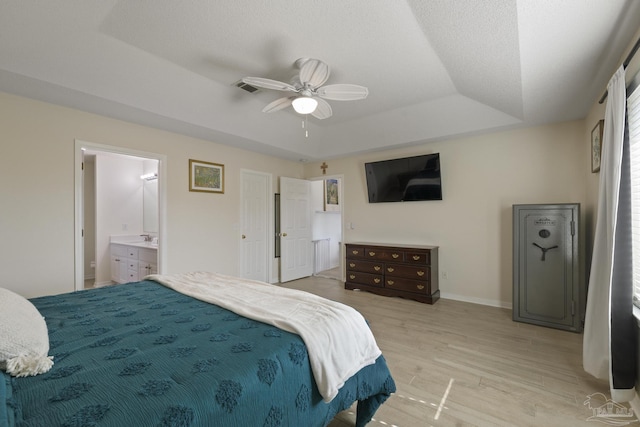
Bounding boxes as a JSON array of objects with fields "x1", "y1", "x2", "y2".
[{"x1": 346, "y1": 242, "x2": 438, "y2": 250}]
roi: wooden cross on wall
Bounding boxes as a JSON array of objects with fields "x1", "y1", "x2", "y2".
[{"x1": 320, "y1": 162, "x2": 328, "y2": 175}]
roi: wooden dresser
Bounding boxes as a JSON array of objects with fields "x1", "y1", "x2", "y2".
[{"x1": 345, "y1": 242, "x2": 439, "y2": 304}]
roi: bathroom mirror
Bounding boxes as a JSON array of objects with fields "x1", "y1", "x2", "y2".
[{"x1": 143, "y1": 178, "x2": 158, "y2": 233}]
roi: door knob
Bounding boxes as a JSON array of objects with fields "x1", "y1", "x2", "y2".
[
  {"x1": 282, "y1": 232, "x2": 288, "y2": 237},
  {"x1": 241, "y1": 235, "x2": 246, "y2": 239}
]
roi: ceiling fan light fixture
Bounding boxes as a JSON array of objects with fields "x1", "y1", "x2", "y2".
[
  {"x1": 242, "y1": 58, "x2": 364, "y2": 120},
  {"x1": 292, "y1": 96, "x2": 318, "y2": 114}
]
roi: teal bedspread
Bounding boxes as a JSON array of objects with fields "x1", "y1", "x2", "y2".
[{"x1": 2, "y1": 280, "x2": 394, "y2": 427}]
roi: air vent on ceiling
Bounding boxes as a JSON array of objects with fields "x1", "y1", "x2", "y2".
[{"x1": 234, "y1": 80, "x2": 259, "y2": 93}]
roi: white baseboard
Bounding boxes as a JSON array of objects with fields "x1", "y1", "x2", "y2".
[
  {"x1": 440, "y1": 292, "x2": 512, "y2": 309},
  {"x1": 93, "y1": 280, "x2": 113, "y2": 288}
]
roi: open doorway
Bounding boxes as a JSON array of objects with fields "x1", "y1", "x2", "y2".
[
  {"x1": 309, "y1": 175, "x2": 343, "y2": 281},
  {"x1": 74, "y1": 140, "x2": 166, "y2": 291}
]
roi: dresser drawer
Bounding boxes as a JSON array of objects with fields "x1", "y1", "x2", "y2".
[
  {"x1": 346, "y1": 259, "x2": 384, "y2": 274},
  {"x1": 385, "y1": 263, "x2": 430, "y2": 281},
  {"x1": 346, "y1": 246, "x2": 366, "y2": 258},
  {"x1": 346, "y1": 271, "x2": 384, "y2": 288},
  {"x1": 364, "y1": 247, "x2": 404, "y2": 261},
  {"x1": 404, "y1": 250, "x2": 430, "y2": 264},
  {"x1": 385, "y1": 277, "x2": 431, "y2": 294}
]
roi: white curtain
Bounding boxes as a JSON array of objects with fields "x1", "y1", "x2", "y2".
[{"x1": 583, "y1": 65, "x2": 630, "y2": 387}]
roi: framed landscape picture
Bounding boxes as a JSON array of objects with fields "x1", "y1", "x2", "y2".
[
  {"x1": 324, "y1": 178, "x2": 340, "y2": 212},
  {"x1": 591, "y1": 120, "x2": 604, "y2": 173},
  {"x1": 189, "y1": 159, "x2": 224, "y2": 193}
]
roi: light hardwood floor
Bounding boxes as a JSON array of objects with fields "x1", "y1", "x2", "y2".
[{"x1": 280, "y1": 276, "x2": 623, "y2": 427}]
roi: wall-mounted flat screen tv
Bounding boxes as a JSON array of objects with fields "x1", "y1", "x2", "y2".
[{"x1": 365, "y1": 153, "x2": 442, "y2": 203}]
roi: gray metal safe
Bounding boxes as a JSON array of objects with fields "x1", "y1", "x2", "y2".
[{"x1": 512, "y1": 204, "x2": 581, "y2": 332}]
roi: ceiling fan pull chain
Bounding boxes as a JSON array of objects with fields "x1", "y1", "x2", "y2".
[{"x1": 303, "y1": 116, "x2": 309, "y2": 138}]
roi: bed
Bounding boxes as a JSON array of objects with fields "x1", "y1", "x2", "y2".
[{"x1": 1, "y1": 272, "x2": 395, "y2": 427}]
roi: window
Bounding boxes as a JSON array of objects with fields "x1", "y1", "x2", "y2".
[{"x1": 629, "y1": 76, "x2": 640, "y2": 306}]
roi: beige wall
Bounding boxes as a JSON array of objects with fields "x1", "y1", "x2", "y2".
[
  {"x1": 305, "y1": 121, "x2": 587, "y2": 307},
  {"x1": 0, "y1": 91, "x2": 303, "y2": 298}
]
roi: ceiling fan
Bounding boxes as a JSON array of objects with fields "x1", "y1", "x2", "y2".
[{"x1": 241, "y1": 58, "x2": 368, "y2": 120}]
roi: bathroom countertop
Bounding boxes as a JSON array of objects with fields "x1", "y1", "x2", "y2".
[{"x1": 110, "y1": 235, "x2": 158, "y2": 249}]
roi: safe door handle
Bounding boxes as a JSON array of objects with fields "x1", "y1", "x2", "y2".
[{"x1": 532, "y1": 243, "x2": 558, "y2": 261}]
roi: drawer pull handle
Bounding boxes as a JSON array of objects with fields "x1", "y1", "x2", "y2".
[
  {"x1": 387, "y1": 267, "x2": 394, "y2": 273},
  {"x1": 349, "y1": 263, "x2": 356, "y2": 268},
  {"x1": 349, "y1": 274, "x2": 356, "y2": 280},
  {"x1": 417, "y1": 271, "x2": 425, "y2": 277},
  {"x1": 413, "y1": 255, "x2": 420, "y2": 260},
  {"x1": 388, "y1": 280, "x2": 394, "y2": 285},
  {"x1": 352, "y1": 250, "x2": 359, "y2": 255},
  {"x1": 392, "y1": 253, "x2": 399, "y2": 258},
  {"x1": 368, "y1": 251, "x2": 376, "y2": 256},
  {"x1": 417, "y1": 284, "x2": 425, "y2": 290},
  {"x1": 374, "y1": 278, "x2": 380, "y2": 284},
  {"x1": 374, "y1": 266, "x2": 381, "y2": 271}
]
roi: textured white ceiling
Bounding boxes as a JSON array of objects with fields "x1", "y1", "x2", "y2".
[{"x1": 0, "y1": 0, "x2": 638, "y2": 161}]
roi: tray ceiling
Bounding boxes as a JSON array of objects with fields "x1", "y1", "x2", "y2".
[{"x1": 1, "y1": 0, "x2": 639, "y2": 161}]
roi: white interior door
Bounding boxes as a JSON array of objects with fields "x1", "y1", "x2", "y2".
[
  {"x1": 240, "y1": 170, "x2": 271, "y2": 282},
  {"x1": 280, "y1": 177, "x2": 313, "y2": 282}
]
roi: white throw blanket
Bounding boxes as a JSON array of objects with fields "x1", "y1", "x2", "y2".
[{"x1": 146, "y1": 272, "x2": 382, "y2": 402}]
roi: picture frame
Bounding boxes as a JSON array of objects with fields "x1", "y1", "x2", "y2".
[
  {"x1": 189, "y1": 159, "x2": 224, "y2": 193},
  {"x1": 591, "y1": 120, "x2": 604, "y2": 173},
  {"x1": 324, "y1": 178, "x2": 340, "y2": 212}
]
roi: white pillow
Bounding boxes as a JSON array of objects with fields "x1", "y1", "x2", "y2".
[{"x1": 0, "y1": 288, "x2": 53, "y2": 377}]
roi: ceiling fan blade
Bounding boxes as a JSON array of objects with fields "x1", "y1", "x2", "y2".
[
  {"x1": 311, "y1": 98, "x2": 332, "y2": 120},
  {"x1": 262, "y1": 96, "x2": 294, "y2": 113},
  {"x1": 316, "y1": 84, "x2": 369, "y2": 101},
  {"x1": 242, "y1": 77, "x2": 297, "y2": 92},
  {"x1": 299, "y1": 59, "x2": 330, "y2": 88}
]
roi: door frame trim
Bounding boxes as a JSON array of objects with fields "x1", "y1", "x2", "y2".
[{"x1": 74, "y1": 139, "x2": 167, "y2": 291}]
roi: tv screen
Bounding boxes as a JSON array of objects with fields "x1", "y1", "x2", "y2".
[{"x1": 365, "y1": 153, "x2": 442, "y2": 203}]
